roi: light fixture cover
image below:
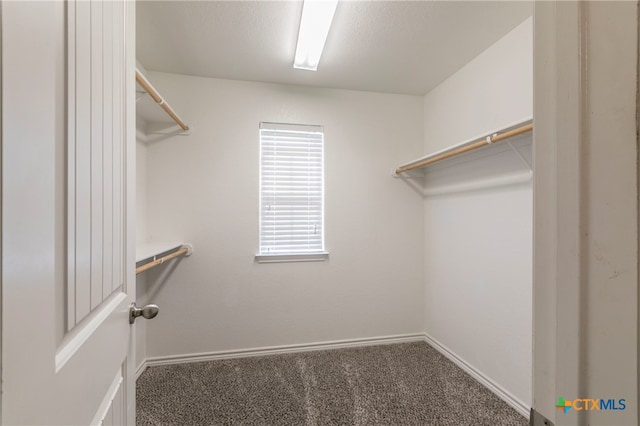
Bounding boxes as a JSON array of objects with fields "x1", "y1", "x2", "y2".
[{"x1": 293, "y1": 0, "x2": 338, "y2": 71}]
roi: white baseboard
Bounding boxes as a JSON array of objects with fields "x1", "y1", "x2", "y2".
[
  {"x1": 145, "y1": 333, "x2": 426, "y2": 367},
  {"x1": 136, "y1": 361, "x2": 148, "y2": 379},
  {"x1": 422, "y1": 333, "x2": 530, "y2": 419}
]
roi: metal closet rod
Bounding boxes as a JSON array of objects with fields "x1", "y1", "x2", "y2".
[
  {"x1": 136, "y1": 246, "x2": 190, "y2": 275},
  {"x1": 135, "y1": 69, "x2": 190, "y2": 131},
  {"x1": 394, "y1": 123, "x2": 534, "y2": 175}
]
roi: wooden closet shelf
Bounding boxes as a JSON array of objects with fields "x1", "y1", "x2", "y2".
[
  {"x1": 136, "y1": 68, "x2": 190, "y2": 133},
  {"x1": 136, "y1": 242, "x2": 193, "y2": 275},
  {"x1": 394, "y1": 120, "x2": 533, "y2": 175}
]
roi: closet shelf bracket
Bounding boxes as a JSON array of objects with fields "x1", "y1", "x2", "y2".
[{"x1": 506, "y1": 140, "x2": 532, "y2": 172}]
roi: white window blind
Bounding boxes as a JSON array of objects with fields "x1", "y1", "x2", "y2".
[{"x1": 259, "y1": 122, "x2": 325, "y2": 257}]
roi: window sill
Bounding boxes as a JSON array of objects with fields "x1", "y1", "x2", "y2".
[{"x1": 255, "y1": 252, "x2": 329, "y2": 264}]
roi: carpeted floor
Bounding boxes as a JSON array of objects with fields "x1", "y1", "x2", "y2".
[{"x1": 136, "y1": 342, "x2": 527, "y2": 425}]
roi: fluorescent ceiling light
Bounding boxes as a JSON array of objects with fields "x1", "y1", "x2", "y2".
[{"x1": 293, "y1": 0, "x2": 338, "y2": 71}]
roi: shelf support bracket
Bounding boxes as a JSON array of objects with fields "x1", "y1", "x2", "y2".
[{"x1": 507, "y1": 140, "x2": 533, "y2": 172}]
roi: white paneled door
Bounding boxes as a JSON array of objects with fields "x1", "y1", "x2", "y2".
[{"x1": 2, "y1": 1, "x2": 137, "y2": 424}]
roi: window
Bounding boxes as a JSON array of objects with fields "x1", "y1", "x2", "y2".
[{"x1": 257, "y1": 122, "x2": 327, "y2": 262}]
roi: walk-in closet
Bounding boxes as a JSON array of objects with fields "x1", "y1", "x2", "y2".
[{"x1": 133, "y1": 2, "x2": 534, "y2": 423}]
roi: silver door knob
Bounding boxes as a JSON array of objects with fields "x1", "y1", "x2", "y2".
[{"x1": 129, "y1": 302, "x2": 159, "y2": 324}]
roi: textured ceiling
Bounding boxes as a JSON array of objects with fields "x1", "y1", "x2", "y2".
[{"x1": 137, "y1": 1, "x2": 532, "y2": 95}]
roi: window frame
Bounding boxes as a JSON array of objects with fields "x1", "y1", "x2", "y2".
[{"x1": 256, "y1": 122, "x2": 328, "y2": 263}]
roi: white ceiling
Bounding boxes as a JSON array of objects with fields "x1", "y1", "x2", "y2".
[{"x1": 137, "y1": 1, "x2": 532, "y2": 96}]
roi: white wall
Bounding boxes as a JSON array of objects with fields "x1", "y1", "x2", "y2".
[
  {"x1": 422, "y1": 17, "x2": 533, "y2": 410},
  {"x1": 423, "y1": 19, "x2": 532, "y2": 152},
  {"x1": 140, "y1": 73, "x2": 425, "y2": 358}
]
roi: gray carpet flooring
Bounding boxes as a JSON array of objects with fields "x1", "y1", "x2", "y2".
[{"x1": 136, "y1": 342, "x2": 527, "y2": 425}]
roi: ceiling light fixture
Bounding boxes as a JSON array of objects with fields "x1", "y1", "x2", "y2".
[{"x1": 293, "y1": 0, "x2": 338, "y2": 71}]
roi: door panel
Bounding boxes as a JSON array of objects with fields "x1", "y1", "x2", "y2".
[
  {"x1": 89, "y1": 0, "x2": 105, "y2": 313},
  {"x1": 96, "y1": 368, "x2": 125, "y2": 426},
  {"x1": 68, "y1": 0, "x2": 126, "y2": 330},
  {"x1": 2, "y1": 1, "x2": 136, "y2": 424},
  {"x1": 91, "y1": 371, "x2": 126, "y2": 426},
  {"x1": 70, "y1": 0, "x2": 93, "y2": 326}
]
